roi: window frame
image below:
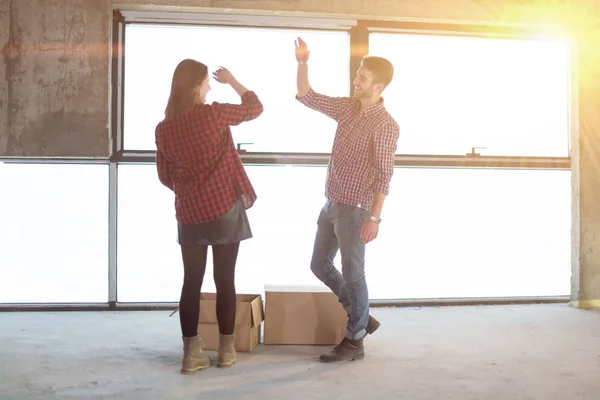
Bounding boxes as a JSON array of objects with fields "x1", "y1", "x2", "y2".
[
  {"x1": 0, "y1": 158, "x2": 571, "y2": 309},
  {"x1": 0, "y1": 10, "x2": 576, "y2": 310},
  {"x1": 113, "y1": 11, "x2": 574, "y2": 169}
]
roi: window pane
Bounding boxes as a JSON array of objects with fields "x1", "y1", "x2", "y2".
[
  {"x1": 116, "y1": 164, "x2": 328, "y2": 302},
  {"x1": 0, "y1": 163, "x2": 109, "y2": 303},
  {"x1": 369, "y1": 168, "x2": 571, "y2": 298},
  {"x1": 369, "y1": 33, "x2": 570, "y2": 156},
  {"x1": 124, "y1": 25, "x2": 350, "y2": 152},
  {"x1": 117, "y1": 164, "x2": 182, "y2": 302},
  {"x1": 117, "y1": 164, "x2": 569, "y2": 302}
]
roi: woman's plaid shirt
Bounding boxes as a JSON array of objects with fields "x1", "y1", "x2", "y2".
[{"x1": 155, "y1": 91, "x2": 263, "y2": 224}]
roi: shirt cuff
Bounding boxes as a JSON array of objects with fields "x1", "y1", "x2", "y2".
[
  {"x1": 373, "y1": 180, "x2": 390, "y2": 196},
  {"x1": 241, "y1": 91, "x2": 257, "y2": 101},
  {"x1": 295, "y1": 87, "x2": 315, "y2": 103}
]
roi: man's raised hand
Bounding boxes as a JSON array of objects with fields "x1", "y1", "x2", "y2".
[{"x1": 295, "y1": 37, "x2": 310, "y2": 64}]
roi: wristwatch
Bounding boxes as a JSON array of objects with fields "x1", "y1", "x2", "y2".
[{"x1": 369, "y1": 216, "x2": 382, "y2": 224}]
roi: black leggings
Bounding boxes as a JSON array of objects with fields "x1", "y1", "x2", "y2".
[{"x1": 179, "y1": 242, "x2": 240, "y2": 337}]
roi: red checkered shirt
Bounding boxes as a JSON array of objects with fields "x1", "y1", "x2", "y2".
[
  {"x1": 155, "y1": 91, "x2": 263, "y2": 224},
  {"x1": 297, "y1": 88, "x2": 400, "y2": 211}
]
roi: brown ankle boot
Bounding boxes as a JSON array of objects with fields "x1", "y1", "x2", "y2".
[
  {"x1": 181, "y1": 335, "x2": 212, "y2": 375},
  {"x1": 217, "y1": 333, "x2": 236, "y2": 368},
  {"x1": 319, "y1": 337, "x2": 365, "y2": 363},
  {"x1": 367, "y1": 315, "x2": 381, "y2": 335},
  {"x1": 345, "y1": 314, "x2": 381, "y2": 335}
]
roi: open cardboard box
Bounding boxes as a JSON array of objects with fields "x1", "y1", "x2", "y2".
[
  {"x1": 263, "y1": 284, "x2": 348, "y2": 345},
  {"x1": 197, "y1": 293, "x2": 264, "y2": 352}
]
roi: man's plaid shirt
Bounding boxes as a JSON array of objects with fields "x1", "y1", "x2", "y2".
[
  {"x1": 297, "y1": 88, "x2": 400, "y2": 211},
  {"x1": 155, "y1": 91, "x2": 263, "y2": 224}
]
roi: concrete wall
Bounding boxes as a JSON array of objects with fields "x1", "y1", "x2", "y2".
[
  {"x1": 573, "y1": 33, "x2": 600, "y2": 303},
  {"x1": 114, "y1": 0, "x2": 598, "y2": 25},
  {"x1": 0, "y1": 0, "x2": 110, "y2": 158},
  {"x1": 0, "y1": 1, "x2": 9, "y2": 155}
]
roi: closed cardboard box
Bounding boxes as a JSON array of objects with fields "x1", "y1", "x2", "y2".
[
  {"x1": 264, "y1": 285, "x2": 348, "y2": 345},
  {"x1": 197, "y1": 293, "x2": 264, "y2": 352}
]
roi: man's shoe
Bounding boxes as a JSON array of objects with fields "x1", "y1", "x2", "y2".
[
  {"x1": 366, "y1": 315, "x2": 381, "y2": 335},
  {"x1": 346, "y1": 314, "x2": 381, "y2": 335},
  {"x1": 319, "y1": 338, "x2": 365, "y2": 363}
]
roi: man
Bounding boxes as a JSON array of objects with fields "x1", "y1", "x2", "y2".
[{"x1": 295, "y1": 37, "x2": 400, "y2": 363}]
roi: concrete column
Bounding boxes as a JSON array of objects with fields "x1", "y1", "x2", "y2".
[
  {"x1": 0, "y1": 1, "x2": 10, "y2": 154},
  {"x1": 571, "y1": 30, "x2": 600, "y2": 309},
  {"x1": 0, "y1": 0, "x2": 110, "y2": 158}
]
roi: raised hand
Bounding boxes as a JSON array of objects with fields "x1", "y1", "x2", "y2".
[
  {"x1": 212, "y1": 67, "x2": 236, "y2": 85},
  {"x1": 295, "y1": 37, "x2": 310, "y2": 64}
]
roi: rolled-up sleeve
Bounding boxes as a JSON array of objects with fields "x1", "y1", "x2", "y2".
[
  {"x1": 372, "y1": 121, "x2": 400, "y2": 195},
  {"x1": 296, "y1": 88, "x2": 351, "y2": 122},
  {"x1": 212, "y1": 91, "x2": 264, "y2": 129}
]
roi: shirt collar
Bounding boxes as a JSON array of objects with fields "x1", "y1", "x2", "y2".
[{"x1": 356, "y1": 97, "x2": 385, "y2": 116}]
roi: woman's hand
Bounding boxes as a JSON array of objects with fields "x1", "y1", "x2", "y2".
[
  {"x1": 214, "y1": 66, "x2": 249, "y2": 97},
  {"x1": 212, "y1": 67, "x2": 236, "y2": 85}
]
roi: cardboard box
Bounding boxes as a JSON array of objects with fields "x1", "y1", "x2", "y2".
[
  {"x1": 263, "y1": 285, "x2": 348, "y2": 345},
  {"x1": 197, "y1": 293, "x2": 263, "y2": 352}
]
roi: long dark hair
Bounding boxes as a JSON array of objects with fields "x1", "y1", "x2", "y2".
[{"x1": 165, "y1": 59, "x2": 208, "y2": 120}]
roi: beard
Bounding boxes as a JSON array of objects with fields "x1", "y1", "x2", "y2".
[{"x1": 353, "y1": 87, "x2": 372, "y2": 99}]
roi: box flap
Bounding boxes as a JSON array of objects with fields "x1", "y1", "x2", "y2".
[
  {"x1": 250, "y1": 295, "x2": 264, "y2": 327},
  {"x1": 199, "y1": 293, "x2": 263, "y2": 327}
]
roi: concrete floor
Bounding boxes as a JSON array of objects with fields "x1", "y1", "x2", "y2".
[{"x1": 1, "y1": 304, "x2": 599, "y2": 400}]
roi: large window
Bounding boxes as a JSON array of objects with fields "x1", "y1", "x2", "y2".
[
  {"x1": 0, "y1": 15, "x2": 573, "y2": 307},
  {"x1": 116, "y1": 20, "x2": 572, "y2": 303},
  {"x1": 124, "y1": 25, "x2": 570, "y2": 158},
  {"x1": 124, "y1": 25, "x2": 350, "y2": 152},
  {"x1": 117, "y1": 164, "x2": 570, "y2": 302},
  {"x1": 0, "y1": 164, "x2": 109, "y2": 303},
  {"x1": 368, "y1": 33, "x2": 570, "y2": 157}
]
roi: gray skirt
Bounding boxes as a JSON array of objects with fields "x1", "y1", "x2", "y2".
[{"x1": 177, "y1": 199, "x2": 252, "y2": 246}]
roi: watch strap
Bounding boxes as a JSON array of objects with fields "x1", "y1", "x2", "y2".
[{"x1": 369, "y1": 215, "x2": 381, "y2": 224}]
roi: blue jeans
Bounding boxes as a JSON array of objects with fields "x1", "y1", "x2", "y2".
[{"x1": 310, "y1": 200, "x2": 370, "y2": 340}]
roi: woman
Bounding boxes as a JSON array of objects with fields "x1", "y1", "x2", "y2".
[{"x1": 155, "y1": 59, "x2": 263, "y2": 375}]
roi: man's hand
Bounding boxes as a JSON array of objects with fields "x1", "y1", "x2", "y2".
[
  {"x1": 295, "y1": 37, "x2": 310, "y2": 64},
  {"x1": 212, "y1": 67, "x2": 235, "y2": 85},
  {"x1": 360, "y1": 219, "x2": 379, "y2": 244}
]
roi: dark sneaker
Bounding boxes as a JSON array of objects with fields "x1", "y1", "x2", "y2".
[{"x1": 319, "y1": 338, "x2": 365, "y2": 363}]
